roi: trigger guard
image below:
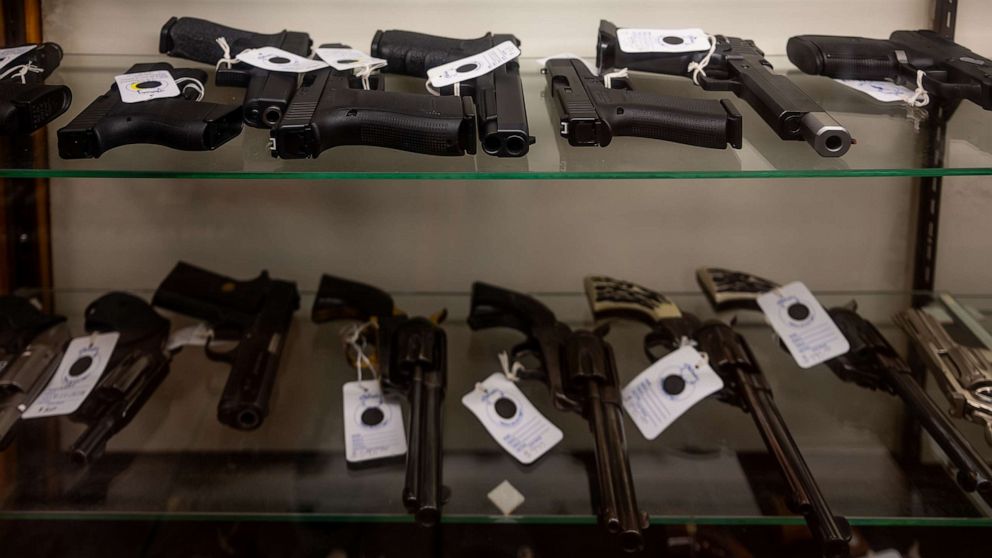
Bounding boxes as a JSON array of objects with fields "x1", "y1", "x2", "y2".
[
  {"x1": 510, "y1": 341, "x2": 547, "y2": 380},
  {"x1": 696, "y1": 74, "x2": 741, "y2": 93},
  {"x1": 204, "y1": 335, "x2": 238, "y2": 363}
]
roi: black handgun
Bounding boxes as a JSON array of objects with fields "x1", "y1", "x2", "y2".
[
  {"x1": 697, "y1": 267, "x2": 992, "y2": 508},
  {"x1": 586, "y1": 276, "x2": 851, "y2": 557},
  {"x1": 69, "y1": 292, "x2": 173, "y2": 464},
  {"x1": 160, "y1": 16, "x2": 312, "y2": 128},
  {"x1": 0, "y1": 42, "x2": 72, "y2": 135},
  {"x1": 788, "y1": 30, "x2": 992, "y2": 110},
  {"x1": 271, "y1": 43, "x2": 476, "y2": 158},
  {"x1": 545, "y1": 58, "x2": 742, "y2": 149},
  {"x1": 312, "y1": 275, "x2": 447, "y2": 526},
  {"x1": 371, "y1": 30, "x2": 533, "y2": 157},
  {"x1": 468, "y1": 282, "x2": 647, "y2": 551},
  {"x1": 152, "y1": 262, "x2": 299, "y2": 430},
  {"x1": 598, "y1": 21, "x2": 852, "y2": 157},
  {"x1": 0, "y1": 296, "x2": 69, "y2": 448},
  {"x1": 57, "y1": 62, "x2": 243, "y2": 159}
]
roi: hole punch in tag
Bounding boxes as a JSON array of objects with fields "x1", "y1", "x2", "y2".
[
  {"x1": 315, "y1": 48, "x2": 387, "y2": 72},
  {"x1": 617, "y1": 28, "x2": 711, "y2": 54},
  {"x1": 621, "y1": 346, "x2": 723, "y2": 440},
  {"x1": 342, "y1": 380, "x2": 407, "y2": 464},
  {"x1": 427, "y1": 40, "x2": 520, "y2": 89},
  {"x1": 462, "y1": 372, "x2": 562, "y2": 465},
  {"x1": 0, "y1": 45, "x2": 37, "y2": 72},
  {"x1": 756, "y1": 281, "x2": 850, "y2": 369},
  {"x1": 236, "y1": 46, "x2": 329, "y2": 73},
  {"x1": 23, "y1": 332, "x2": 120, "y2": 418},
  {"x1": 115, "y1": 70, "x2": 182, "y2": 104}
]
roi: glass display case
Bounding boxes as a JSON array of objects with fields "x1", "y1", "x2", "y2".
[{"x1": 1, "y1": 1, "x2": 991, "y2": 557}]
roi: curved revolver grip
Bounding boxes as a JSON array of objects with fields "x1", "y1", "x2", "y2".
[
  {"x1": 467, "y1": 282, "x2": 556, "y2": 336},
  {"x1": 311, "y1": 274, "x2": 396, "y2": 324},
  {"x1": 371, "y1": 30, "x2": 494, "y2": 76},
  {"x1": 787, "y1": 35, "x2": 900, "y2": 80},
  {"x1": 160, "y1": 16, "x2": 297, "y2": 63}
]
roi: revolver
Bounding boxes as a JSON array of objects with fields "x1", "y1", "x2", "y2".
[
  {"x1": 586, "y1": 276, "x2": 852, "y2": 557},
  {"x1": 468, "y1": 282, "x2": 647, "y2": 551},
  {"x1": 371, "y1": 30, "x2": 534, "y2": 157},
  {"x1": 152, "y1": 262, "x2": 299, "y2": 430},
  {"x1": 699, "y1": 267, "x2": 992, "y2": 506},
  {"x1": 271, "y1": 43, "x2": 477, "y2": 158},
  {"x1": 69, "y1": 292, "x2": 173, "y2": 464},
  {"x1": 0, "y1": 42, "x2": 72, "y2": 135},
  {"x1": 57, "y1": 62, "x2": 243, "y2": 159},
  {"x1": 788, "y1": 30, "x2": 992, "y2": 110},
  {"x1": 160, "y1": 16, "x2": 312, "y2": 128},
  {"x1": 545, "y1": 58, "x2": 742, "y2": 149},
  {"x1": 895, "y1": 308, "x2": 992, "y2": 447},
  {"x1": 312, "y1": 275, "x2": 447, "y2": 526},
  {"x1": 598, "y1": 20, "x2": 852, "y2": 157},
  {"x1": 0, "y1": 296, "x2": 69, "y2": 448}
]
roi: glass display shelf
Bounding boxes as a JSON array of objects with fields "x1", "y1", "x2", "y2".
[
  {"x1": 2, "y1": 55, "x2": 991, "y2": 180},
  {"x1": 2, "y1": 289, "x2": 990, "y2": 530}
]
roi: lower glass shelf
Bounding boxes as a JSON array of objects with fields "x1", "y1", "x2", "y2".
[{"x1": 1, "y1": 291, "x2": 990, "y2": 528}]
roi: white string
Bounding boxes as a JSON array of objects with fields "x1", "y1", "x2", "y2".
[
  {"x1": 476, "y1": 350, "x2": 524, "y2": 393},
  {"x1": 677, "y1": 336, "x2": 697, "y2": 348},
  {"x1": 907, "y1": 69, "x2": 930, "y2": 108},
  {"x1": 215, "y1": 37, "x2": 236, "y2": 70},
  {"x1": 174, "y1": 77, "x2": 205, "y2": 101},
  {"x1": 353, "y1": 61, "x2": 386, "y2": 91},
  {"x1": 601, "y1": 67, "x2": 628, "y2": 89},
  {"x1": 340, "y1": 321, "x2": 378, "y2": 388},
  {"x1": 425, "y1": 80, "x2": 461, "y2": 97},
  {"x1": 687, "y1": 34, "x2": 717, "y2": 86},
  {"x1": 0, "y1": 62, "x2": 43, "y2": 84}
]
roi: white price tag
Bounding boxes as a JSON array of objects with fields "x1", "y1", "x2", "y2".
[
  {"x1": 0, "y1": 45, "x2": 37, "y2": 72},
  {"x1": 342, "y1": 380, "x2": 407, "y2": 463},
  {"x1": 115, "y1": 70, "x2": 181, "y2": 104},
  {"x1": 462, "y1": 373, "x2": 562, "y2": 464},
  {"x1": 315, "y1": 48, "x2": 387, "y2": 72},
  {"x1": 617, "y1": 28, "x2": 710, "y2": 54},
  {"x1": 835, "y1": 79, "x2": 917, "y2": 103},
  {"x1": 536, "y1": 53, "x2": 597, "y2": 74},
  {"x1": 236, "y1": 47, "x2": 329, "y2": 73},
  {"x1": 23, "y1": 333, "x2": 120, "y2": 418},
  {"x1": 427, "y1": 40, "x2": 520, "y2": 88},
  {"x1": 622, "y1": 346, "x2": 723, "y2": 440},
  {"x1": 757, "y1": 282, "x2": 850, "y2": 369}
]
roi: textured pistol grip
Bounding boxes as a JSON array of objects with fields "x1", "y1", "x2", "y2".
[
  {"x1": 0, "y1": 83, "x2": 72, "y2": 135},
  {"x1": 607, "y1": 92, "x2": 743, "y2": 149},
  {"x1": 371, "y1": 30, "x2": 491, "y2": 76},
  {"x1": 787, "y1": 35, "x2": 900, "y2": 80}
]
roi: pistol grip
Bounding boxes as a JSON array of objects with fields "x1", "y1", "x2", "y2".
[{"x1": 371, "y1": 30, "x2": 497, "y2": 76}]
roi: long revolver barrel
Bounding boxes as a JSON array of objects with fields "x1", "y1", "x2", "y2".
[
  {"x1": 69, "y1": 292, "x2": 172, "y2": 464},
  {"x1": 468, "y1": 282, "x2": 646, "y2": 551},
  {"x1": 271, "y1": 43, "x2": 476, "y2": 158},
  {"x1": 371, "y1": 30, "x2": 534, "y2": 157},
  {"x1": 585, "y1": 275, "x2": 850, "y2": 557},
  {"x1": 160, "y1": 16, "x2": 312, "y2": 128},
  {"x1": 153, "y1": 262, "x2": 299, "y2": 430},
  {"x1": 544, "y1": 58, "x2": 742, "y2": 149},
  {"x1": 597, "y1": 20, "x2": 851, "y2": 157},
  {"x1": 312, "y1": 275, "x2": 447, "y2": 525}
]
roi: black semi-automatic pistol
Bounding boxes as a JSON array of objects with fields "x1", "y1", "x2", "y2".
[
  {"x1": 699, "y1": 267, "x2": 992, "y2": 508},
  {"x1": 586, "y1": 276, "x2": 852, "y2": 558},
  {"x1": 598, "y1": 20, "x2": 852, "y2": 157},
  {"x1": 160, "y1": 16, "x2": 312, "y2": 128},
  {"x1": 312, "y1": 275, "x2": 447, "y2": 526},
  {"x1": 0, "y1": 42, "x2": 72, "y2": 135},
  {"x1": 152, "y1": 262, "x2": 299, "y2": 431},
  {"x1": 0, "y1": 296, "x2": 69, "y2": 448},
  {"x1": 57, "y1": 62, "x2": 243, "y2": 158},
  {"x1": 69, "y1": 292, "x2": 173, "y2": 464},
  {"x1": 271, "y1": 43, "x2": 476, "y2": 158},
  {"x1": 468, "y1": 282, "x2": 647, "y2": 552},
  {"x1": 371, "y1": 30, "x2": 533, "y2": 157}
]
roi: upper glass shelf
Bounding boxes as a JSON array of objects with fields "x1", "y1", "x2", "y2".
[
  {"x1": 1, "y1": 289, "x2": 990, "y2": 528},
  {"x1": 2, "y1": 54, "x2": 991, "y2": 180}
]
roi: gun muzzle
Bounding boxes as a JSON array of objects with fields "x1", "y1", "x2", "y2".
[
  {"x1": 799, "y1": 112, "x2": 851, "y2": 157},
  {"x1": 70, "y1": 412, "x2": 117, "y2": 465}
]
